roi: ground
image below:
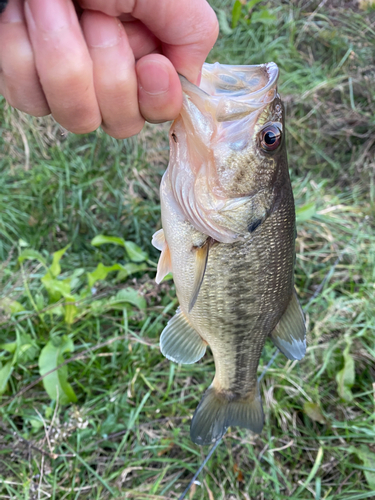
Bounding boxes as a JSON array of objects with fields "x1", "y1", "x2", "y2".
[{"x1": 0, "y1": 1, "x2": 375, "y2": 499}]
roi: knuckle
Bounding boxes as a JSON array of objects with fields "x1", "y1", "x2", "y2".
[
  {"x1": 209, "y1": 15, "x2": 220, "y2": 43},
  {"x1": 41, "y1": 55, "x2": 93, "y2": 94},
  {"x1": 140, "y1": 97, "x2": 180, "y2": 124},
  {"x1": 3, "y1": 75, "x2": 50, "y2": 115},
  {"x1": 66, "y1": 117, "x2": 102, "y2": 135},
  {"x1": 102, "y1": 117, "x2": 145, "y2": 139},
  {"x1": 200, "y1": 11, "x2": 219, "y2": 46},
  {"x1": 5, "y1": 86, "x2": 49, "y2": 115}
]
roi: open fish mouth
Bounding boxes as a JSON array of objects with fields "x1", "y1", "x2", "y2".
[
  {"x1": 179, "y1": 62, "x2": 279, "y2": 123},
  {"x1": 168, "y1": 62, "x2": 282, "y2": 244}
]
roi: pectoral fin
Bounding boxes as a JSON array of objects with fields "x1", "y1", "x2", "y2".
[
  {"x1": 189, "y1": 239, "x2": 210, "y2": 312},
  {"x1": 152, "y1": 229, "x2": 173, "y2": 284},
  {"x1": 151, "y1": 228, "x2": 165, "y2": 251},
  {"x1": 270, "y1": 291, "x2": 306, "y2": 360},
  {"x1": 160, "y1": 308, "x2": 207, "y2": 364}
]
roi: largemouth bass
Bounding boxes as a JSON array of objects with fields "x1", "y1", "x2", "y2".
[{"x1": 152, "y1": 62, "x2": 306, "y2": 446}]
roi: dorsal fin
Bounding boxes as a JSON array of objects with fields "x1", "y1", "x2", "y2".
[
  {"x1": 189, "y1": 239, "x2": 211, "y2": 312},
  {"x1": 270, "y1": 290, "x2": 306, "y2": 360}
]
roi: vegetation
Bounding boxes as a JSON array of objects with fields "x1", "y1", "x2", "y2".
[{"x1": 1, "y1": 1, "x2": 375, "y2": 498}]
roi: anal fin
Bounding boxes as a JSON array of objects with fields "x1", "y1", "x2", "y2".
[
  {"x1": 160, "y1": 307, "x2": 206, "y2": 364},
  {"x1": 189, "y1": 239, "x2": 210, "y2": 312},
  {"x1": 270, "y1": 290, "x2": 306, "y2": 361}
]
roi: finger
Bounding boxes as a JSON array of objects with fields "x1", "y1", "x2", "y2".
[
  {"x1": 81, "y1": 10, "x2": 144, "y2": 139},
  {"x1": 0, "y1": 0, "x2": 49, "y2": 115},
  {"x1": 79, "y1": 0, "x2": 219, "y2": 83},
  {"x1": 122, "y1": 20, "x2": 159, "y2": 60},
  {"x1": 136, "y1": 54, "x2": 182, "y2": 123},
  {"x1": 24, "y1": 0, "x2": 101, "y2": 134}
]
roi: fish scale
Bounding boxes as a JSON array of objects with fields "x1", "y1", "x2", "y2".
[
  {"x1": 191, "y1": 190, "x2": 295, "y2": 396},
  {"x1": 153, "y1": 62, "x2": 306, "y2": 445}
]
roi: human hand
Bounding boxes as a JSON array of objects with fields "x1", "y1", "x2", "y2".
[{"x1": 0, "y1": 0, "x2": 218, "y2": 138}]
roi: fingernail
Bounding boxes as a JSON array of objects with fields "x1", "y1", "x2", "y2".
[
  {"x1": 137, "y1": 62, "x2": 170, "y2": 95},
  {"x1": 1, "y1": 0, "x2": 24, "y2": 23},
  {"x1": 25, "y1": 0, "x2": 71, "y2": 32},
  {"x1": 84, "y1": 15, "x2": 121, "y2": 48}
]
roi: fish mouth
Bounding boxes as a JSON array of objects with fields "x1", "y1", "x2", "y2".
[
  {"x1": 168, "y1": 63, "x2": 281, "y2": 243},
  {"x1": 179, "y1": 62, "x2": 279, "y2": 122}
]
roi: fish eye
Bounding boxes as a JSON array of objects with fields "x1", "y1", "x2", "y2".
[
  {"x1": 260, "y1": 125, "x2": 282, "y2": 152},
  {"x1": 171, "y1": 132, "x2": 178, "y2": 143}
]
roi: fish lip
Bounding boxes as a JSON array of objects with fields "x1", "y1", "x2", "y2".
[
  {"x1": 178, "y1": 62, "x2": 280, "y2": 121},
  {"x1": 178, "y1": 74, "x2": 209, "y2": 98},
  {"x1": 258, "y1": 62, "x2": 279, "y2": 99}
]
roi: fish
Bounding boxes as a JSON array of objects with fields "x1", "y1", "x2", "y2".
[{"x1": 152, "y1": 62, "x2": 306, "y2": 446}]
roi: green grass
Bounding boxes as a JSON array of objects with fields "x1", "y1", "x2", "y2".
[{"x1": 1, "y1": 1, "x2": 375, "y2": 499}]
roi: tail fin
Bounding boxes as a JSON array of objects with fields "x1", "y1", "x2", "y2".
[{"x1": 190, "y1": 385, "x2": 264, "y2": 445}]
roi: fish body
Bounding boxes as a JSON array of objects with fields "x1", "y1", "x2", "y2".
[{"x1": 153, "y1": 62, "x2": 306, "y2": 445}]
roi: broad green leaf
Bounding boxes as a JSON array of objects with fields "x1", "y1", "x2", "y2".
[
  {"x1": 0, "y1": 341, "x2": 17, "y2": 353},
  {"x1": 38, "y1": 336, "x2": 77, "y2": 404},
  {"x1": 49, "y1": 305, "x2": 64, "y2": 316},
  {"x1": 110, "y1": 288, "x2": 146, "y2": 310},
  {"x1": 122, "y1": 262, "x2": 147, "y2": 274},
  {"x1": 160, "y1": 272, "x2": 173, "y2": 282},
  {"x1": 18, "y1": 248, "x2": 47, "y2": 267},
  {"x1": 303, "y1": 401, "x2": 326, "y2": 424},
  {"x1": 69, "y1": 268, "x2": 86, "y2": 290},
  {"x1": 124, "y1": 241, "x2": 148, "y2": 262},
  {"x1": 232, "y1": 0, "x2": 242, "y2": 29},
  {"x1": 336, "y1": 341, "x2": 355, "y2": 402},
  {"x1": 87, "y1": 263, "x2": 124, "y2": 288},
  {"x1": 91, "y1": 235, "x2": 126, "y2": 247},
  {"x1": 29, "y1": 418, "x2": 44, "y2": 432},
  {"x1": 41, "y1": 276, "x2": 71, "y2": 302},
  {"x1": 0, "y1": 361, "x2": 13, "y2": 395},
  {"x1": 251, "y1": 9, "x2": 277, "y2": 25},
  {"x1": 0, "y1": 297, "x2": 25, "y2": 314},
  {"x1": 15, "y1": 333, "x2": 39, "y2": 363},
  {"x1": 115, "y1": 263, "x2": 147, "y2": 282},
  {"x1": 91, "y1": 235, "x2": 148, "y2": 262},
  {"x1": 64, "y1": 298, "x2": 78, "y2": 325},
  {"x1": 49, "y1": 244, "x2": 70, "y2": 278},
  {"x1": 247, "y1": 0, "x2": 264, "y2": 9},
  {"x1": 218, "y1": 9, "x2": 233, "y2": 35},
  {"x1": 17, "y1": 343, "x2": 39, "y2": 363},
  {"x1": 35, "y1": 293, "x2": 45, "y2": 311},
  {"x1": 1, "y1": 333, "x2": 38, "y2": 363},
  {"x1": 349, "y1": 445, "x2": 375, "y2": 489},
  {"x1": 296, "y1": 202, "x2": 316, "y2": 222}
]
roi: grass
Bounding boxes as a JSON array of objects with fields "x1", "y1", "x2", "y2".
[{"x1": 1, "y1": 0, "x2": 375, "y2": 499}]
